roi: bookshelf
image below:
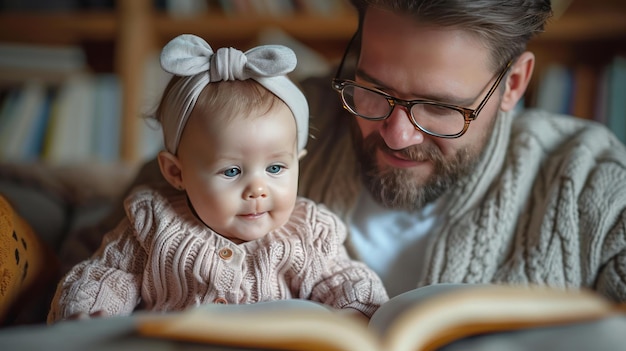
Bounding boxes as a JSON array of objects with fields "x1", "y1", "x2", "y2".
[
  {"x1": 0, "y1": 0, "x2": 358, "y2": 164},
  {"x1": 0, "y1": 0, "x2": 624, "y2": 163},
  {"x1": 526, "y1": 0, "x2": 626, "y2": 126}
]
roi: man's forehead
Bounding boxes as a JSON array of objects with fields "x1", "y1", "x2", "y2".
[
  {"x1": 360, "y1": 7, "x2": 494, "y2": 68},
  {"x1": 358, "y1": 32, "x2": 492, "y2": 102}
]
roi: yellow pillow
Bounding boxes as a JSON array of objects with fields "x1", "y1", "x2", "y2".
[{"x1": 0, "y1": 194, "x2": 58, "y2": 323}]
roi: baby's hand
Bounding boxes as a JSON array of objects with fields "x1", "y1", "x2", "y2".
[{"x1": 65, "y1": 310, "x2": 107, "y2": 321}]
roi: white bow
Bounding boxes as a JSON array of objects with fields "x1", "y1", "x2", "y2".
[
  {"x1": 157, "y1": 34, "x2": 308, "y2": 154},
  {"x1": 160, "y1": 34, "x2": 297, "y2": 81}
]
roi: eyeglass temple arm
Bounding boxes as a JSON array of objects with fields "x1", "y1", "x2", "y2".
[{"x1": 472, "y1": 60, "x2": 513, "y2": 118}]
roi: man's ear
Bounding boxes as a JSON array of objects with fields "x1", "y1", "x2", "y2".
[
  {"x1": 157, "y1": 150, "x2": 184, "y2": 190},
  {"x1": 500, "y1": 51, "x2": 535, "y2": 112}
]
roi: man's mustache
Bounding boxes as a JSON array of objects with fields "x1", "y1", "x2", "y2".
[{"x1": 365, "y1": 133, "x2": 444, "y2": 164}]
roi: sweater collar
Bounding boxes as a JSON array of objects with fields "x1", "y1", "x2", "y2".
[{"x1": 438, "y1": 109, "x2": 514, "y2": 217}]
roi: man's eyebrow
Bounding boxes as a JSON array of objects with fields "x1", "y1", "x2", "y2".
[{"x1": 355, "y1": 68, "x2": 478, "y2": 107}]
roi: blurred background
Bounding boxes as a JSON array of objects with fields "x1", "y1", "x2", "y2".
[{"x1": 0, "y1": 0, "x2": 624, "y2": 167}]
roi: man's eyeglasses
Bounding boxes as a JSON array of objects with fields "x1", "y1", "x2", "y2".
[{"x1": 331, "y1": 32, "x2": 513, "y2": 139}]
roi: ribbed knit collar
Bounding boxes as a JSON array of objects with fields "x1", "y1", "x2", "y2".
[{"x1": 438, "y1": 109, "x2": 514, "y2": 219}]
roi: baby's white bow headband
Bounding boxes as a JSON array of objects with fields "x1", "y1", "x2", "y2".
[{"x1": 159, "y1": 34, "x2": 309, "y2": 154}]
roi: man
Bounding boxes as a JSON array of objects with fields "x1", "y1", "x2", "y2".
[{"x1": 299, "y1": 0, "x2": 626, "y2": 300}]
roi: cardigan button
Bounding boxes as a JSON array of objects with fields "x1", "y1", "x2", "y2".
[
  {"x1": 218, "y1": 248, "x2": 233, "y2": 259},
  {"x1": 214, "y1": 297, "x2": 228, "y2": 304}
]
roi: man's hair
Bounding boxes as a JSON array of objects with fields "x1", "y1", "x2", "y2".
[{"x1": 350, "y1": 0, "x2": 553, "y2": 70}]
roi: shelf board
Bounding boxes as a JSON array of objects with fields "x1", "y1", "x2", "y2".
[
  {"x1": 152, "y1": 12, "x2": 358, "y2": 44},
  {"x1": 537, "y1": 11, "x2": 626, "y2": 42},
  {"x1": 1, "y1": 9, "x2": 624, "y2": 46},
  {"x1": 0, "y1": 12, "x2": 118, "y2": 45}
]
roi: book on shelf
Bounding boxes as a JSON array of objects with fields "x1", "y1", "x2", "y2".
[
  {"x1": 295, "y1": 0, "x2": 350, "y2": 17},
  {"x1": 0, "y1": 72, "x2": 127, "y2": 165},
  {"x1": 0, "y1": 43, "x2": 87, "y2": 82},
  {"x1": 594, "y1": 64, "x2": 610, "y2": 125},
  {"x1": 165, "y1": 0, "x2": 208, "y2": 17},
  {"x1": 0, "y1": 82, "x2": 51, "y2": 162},
  {"x1": 25, "y1": 88, "x2": 54, "y2": 160},
  {"x1": 570, "y1": 64, "x2": 598, "y2": 120},
  {"x1": 535, "y1": 63, "x2": 573, "y2": 115},
  {"x1": 606, "y1": 56, "x2": 626, "y2": 144},
  {"x1": 137, "y1": 283, "x2": 622, "y2": 351},
  {"x1": 0, "y1": 88, "x2": 21, "y2": 158},
  {"x1": 92, "y1": 74, "x2": 121, "y2": 163},
  {"x1": 42, "y1": 74, "x2": 96, "y2": 164}
]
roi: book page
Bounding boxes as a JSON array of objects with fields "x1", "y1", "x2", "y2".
[
  {"x1": 370, "y1": 284, "x2": 616, "y2": 351},
  {"x1": 137, "y1": 299, "x2": 381, "y2": 351},
  {"x1": 368, "y1": 283, "x2": 467, "y2": 336}
]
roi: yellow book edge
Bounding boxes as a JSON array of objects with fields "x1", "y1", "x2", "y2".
[
  {"x1": 382, "y1": 284, "x2": 617, "y2": 351},
  {"x1": 138, "y1": 306, "x2": 380, "y2": 351},
  {"x1": 136, "y1": 284, "x2": 621, "y2": 351}
]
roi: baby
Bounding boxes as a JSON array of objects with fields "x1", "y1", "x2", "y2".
[{"x1": 47, "y1": 34, "x2": 388, "y2": 323}]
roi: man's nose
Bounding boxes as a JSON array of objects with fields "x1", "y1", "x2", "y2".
[{"x1": 379, "y1": 105, "x2": 425, "y2": 150}]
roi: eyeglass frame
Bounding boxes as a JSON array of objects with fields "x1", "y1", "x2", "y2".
[{"x1": 331, "y1": 31, "x2": 513, "y2": 139}]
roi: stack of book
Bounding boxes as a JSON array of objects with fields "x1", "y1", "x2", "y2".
[
  {"x1": 533, "y1": 56, "x2": 626, "y2": 144},
  {"x1": 0, "y1": 43, "x2": 164, "y2": 165}
]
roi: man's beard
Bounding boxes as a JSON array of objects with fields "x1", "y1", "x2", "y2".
[{"x1": 352, "y1": 124, "x2": 493, "y2": 211}]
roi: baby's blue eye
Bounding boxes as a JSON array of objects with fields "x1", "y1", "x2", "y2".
[
  {"x1": 223, "y1": 168, "x2": 241, "y2": 177},
  {"x1": 266, "y1": 165, "x2": 283, "y2": 174}
]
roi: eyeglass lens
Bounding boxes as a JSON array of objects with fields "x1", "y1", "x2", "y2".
[{"x1": 341, "y1": 84, "x2": 466, "y2": 136}]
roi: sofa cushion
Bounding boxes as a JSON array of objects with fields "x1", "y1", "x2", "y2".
[{"x1": 0, "y1": 194, "x2": 59, "y2": 325}]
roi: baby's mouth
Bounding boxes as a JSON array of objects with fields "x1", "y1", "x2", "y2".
[{"x1": 239, "y1": 212, "x2": 267, "y2": 219}]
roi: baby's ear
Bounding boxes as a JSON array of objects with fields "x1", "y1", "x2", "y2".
[
  {"x1": 157, "y1": 151, "x2": 184, "y2": 190},
  {"x1": 298, "y1": 149, "x2": 308, "y2": 160}
]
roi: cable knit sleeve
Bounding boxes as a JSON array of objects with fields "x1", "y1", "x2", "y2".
[
  {"x1": 532, "y1": 117, "x2": 626, "y2": 302},
  {"x1": 500, "y1": 112, "x2": 626, "y2": 302},
  {"x1": 580, "y1": 161, "x2": 626, "y2": 302},
  {"x1": 295, "y1": 198, "x2": 388, "y2": 318},
  {"x1": 47, "y1": 218, "x2": 146, "y2": 323},
  {"x1": 595, "y1": 220, "x2": 626, "y2": 302}
]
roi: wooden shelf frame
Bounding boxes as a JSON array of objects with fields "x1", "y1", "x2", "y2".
[
  {"x1": 0, "y1": 12, "x2": 118, "y2": 45},
  {"x1": 0, "y1": 2, "x2": 360, "y2": 163},
  {"x1": 540, "y1": 11, "x2": 626, "y2": 42}
]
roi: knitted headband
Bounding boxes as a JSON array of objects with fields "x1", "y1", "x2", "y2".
[{"x1": 159, "y1": 34, "x2": 309, "y2": 154}]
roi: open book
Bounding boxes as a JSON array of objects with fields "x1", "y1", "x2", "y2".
[{"x1": 137, "y1": 283, "x2": 622, "y2": 351}]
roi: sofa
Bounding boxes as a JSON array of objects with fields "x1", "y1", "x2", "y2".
[{"x1": 0, "y1": 160, "x2": 142, "y2": 325}]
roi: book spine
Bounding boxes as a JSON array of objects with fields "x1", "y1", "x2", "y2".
[{"x1": 606, "y1": 56, "x2": 626, "y2": 144}]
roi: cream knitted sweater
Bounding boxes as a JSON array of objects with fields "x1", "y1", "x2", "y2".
[
  {"x1": 48, "y1": 185, "x2": 388, "y2": 322},
  {"x1": 299, "y1": 77, "x2": 626, "y2": 302}
]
